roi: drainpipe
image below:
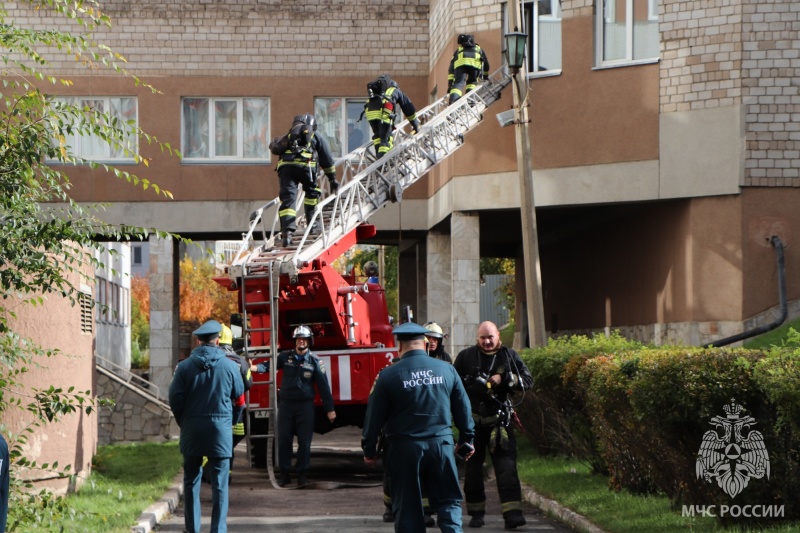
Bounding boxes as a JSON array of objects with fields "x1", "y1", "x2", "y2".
[{"x1": 710, "y1": 235, "x2": 787, "y2": 348}]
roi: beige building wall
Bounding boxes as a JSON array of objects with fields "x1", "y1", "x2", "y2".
[{"x1": 5, "y1": 260, "x2": 96, "y2": 493}]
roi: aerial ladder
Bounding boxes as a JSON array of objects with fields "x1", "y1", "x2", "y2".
[{"x1": 215, "y1": 68, "x2": 512, "y2": 488}]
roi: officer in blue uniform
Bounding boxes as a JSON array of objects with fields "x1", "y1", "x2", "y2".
[
  {"x1": 362, "y1": 322, "x2": 475, "y2": 533},
  {"x1": 169, "y1": 320, "x2": 245, "y2": 533},
  {"x1": 0, "y1": 432, "x2": 9, "y2": 533},
  {"x1": 252, "y1": 325, "x2": 336, "y2": 486}
]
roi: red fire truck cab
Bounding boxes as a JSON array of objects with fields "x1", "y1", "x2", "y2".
[{"x1": 214, "y1": 225, "x2": 398, "y2": 468}]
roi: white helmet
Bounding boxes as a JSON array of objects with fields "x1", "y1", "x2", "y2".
[
  {"x1": 293, "y1": 325, "x2": 313, "y2": 339},
  {"x1": 423, "y1": 321, "x2": 444, "y2": 339}
]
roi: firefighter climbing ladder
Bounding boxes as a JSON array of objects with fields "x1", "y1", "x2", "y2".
[{"x1": 230, "y1": 68, "x2": 512, "y2": 487}]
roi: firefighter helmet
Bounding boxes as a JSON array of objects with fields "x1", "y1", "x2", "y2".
[
  {"x1": 367, "y1": 74, "x2": 394, "y2": 97},
  {"x1": 219, "y1": 324, "x2": 234, "y2": 345},
  {"x1": 292, "y1": 113, "x2": 317, "y2": 133},
  {"x1": 293, "y1": 325, "x2": 313, "y2": 339},
  {"x1": 423, "y1": 321, "x2": 445, "y2": 339},
  {"x1": 458, "y1": 34, "x2": 475, "y2": 47},
  {"x1": 363, "y1": 261, "x2": 379, "y2": 278}
]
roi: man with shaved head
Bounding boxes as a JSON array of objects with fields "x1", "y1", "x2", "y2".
[{"x1": 454, "y1": 321, "x2": 534, "y2": 530}]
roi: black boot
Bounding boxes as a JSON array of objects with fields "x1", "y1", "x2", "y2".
[
  {"x1": 503, "y1": 512, "x2": 526, "y2": 529},
  {"x1": 277, "y1": 473, "x2": 290, "y2": 487},
  {"x1": 281, "y1": 231, "x2": 293, "y2": 248},
  {"x1": 468, "y1": 514, "x2": 485, "y2": 528},
  {"x1": 382, "y1": 504, "x2": 394, "y2": 523}
]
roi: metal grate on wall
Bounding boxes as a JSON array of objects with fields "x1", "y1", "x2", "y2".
[{"x1": 79, "y1": 291, "x2": 93, "y2": 334}]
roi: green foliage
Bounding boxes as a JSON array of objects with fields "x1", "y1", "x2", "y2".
[
  {"x1": 575, "y1": 346, "x2": 800, "y2": 525},
  {"x1": 131, "y1": 297, "x2": 150, "y2": 353},
  {"x1": 0, "y1": 1, "x2": 182, "y2": 529},
  {"x1": 337, "y1": 245, "x2": 399, "y2": 317},
  {"x1": 64, "y1": 441, "x2": 182, "y2": 532},
  {"x1": 516, "y1": 332, "x2": 644, "y2": 471},
  {"x1": 516, "y1": 439, "x2": 800, "y2": 533},
  {"x1": 743, "y1": 317, "x2": 800, "y2": 350},
  {"x1": 480, "y1": 257, "x2": 515, "y2": 322},
  {"x1": 519, "y1": 333, "x2": 800, "y2": 526}
]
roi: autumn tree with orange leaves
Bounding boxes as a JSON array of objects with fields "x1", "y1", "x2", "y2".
[
  {"x1": 130, "y1": 255, "x2": 239, "y2": 350},
  {"x1": 179, "y1": 256, "x2": 238, "y2": 323}
]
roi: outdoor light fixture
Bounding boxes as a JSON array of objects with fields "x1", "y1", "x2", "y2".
[
  {"x1": 504, "y1": 29, "x2": 528, "y2": 73},
  {"x1": 496, "y1": 109, "x2": 516, "y2": 128}
]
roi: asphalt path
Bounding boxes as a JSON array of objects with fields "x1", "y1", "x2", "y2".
[{"x1": 154, "y1": 426, "x2": 577, "y2": 532}]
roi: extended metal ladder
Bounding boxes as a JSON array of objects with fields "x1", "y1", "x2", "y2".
[
  {"x1": 228, "y1": 68, "x2": 512, "y2": 279},
  {"x1": 239, "y1": 260, "x2": 282, "y2": 487},
  {"x1": 231, "y1": 69, "x2": 512, "y2": 486}
]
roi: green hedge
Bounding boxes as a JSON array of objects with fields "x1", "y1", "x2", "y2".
[
  {"x1": 517, "y1": 333, "x2": 800, "y2": 526},
  {"x1": 517, "y1": 332, "x2": 643, "y2": 473}
]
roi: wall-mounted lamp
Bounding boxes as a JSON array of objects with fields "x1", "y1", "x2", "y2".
[
  {"x1": 504, "y1": 29, "x2": 528, "y2": 73},
  {"x1": 496, "y1": 109, "x2": 516, "y2": 128}
]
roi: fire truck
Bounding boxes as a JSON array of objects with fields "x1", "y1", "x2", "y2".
[{"x1": 213, "y1": 70, "x2": 511, "y2": 483}]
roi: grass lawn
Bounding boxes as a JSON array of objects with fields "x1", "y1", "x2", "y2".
[
  {"x1": 516, "y1": 444, "x2": 798, "y2": 532},
  {"x1": 742, "y1": 317, "x2": 800, "y2": 350},
  {"x1": 62, "y1": 440, "x2": 181, "y2": 533}
]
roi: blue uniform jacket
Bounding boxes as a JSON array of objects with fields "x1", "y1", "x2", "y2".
[
  {"x1": 169, "y1": 344, "x2": 245, "y2": 458},
  {"x1": 256, "y1": 350, "x2": 335, "y2": 412},
  {"x1": 361, "y1": 349, "x2": 474, "y2": 458},
  {"x1": 0, "y1": 433, "x2": 8, "y2": 533}
]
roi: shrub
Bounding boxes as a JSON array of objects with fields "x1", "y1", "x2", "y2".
[
  {"x1": 578, "y1": 347, "x2": 799, "y2": 526},
  {"x1": 517, "y1": 332, "x2": 644, "y2": 472}
]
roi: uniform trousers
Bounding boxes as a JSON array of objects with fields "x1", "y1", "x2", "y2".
[
  {"x1": 368, "y1": 119, "x2": 394, "y2": 158},
  {"x1": 464, "y1": 423, "x2": 523, "y2": 518},
  {"x1": 387, "y1": 436, "x2": 463, "y2": 533},
  {"x1": 449, "y1": 66, "x2": 482, "y2": 104},
  {"x1": 277, "y1": 399, "x2": 315, "y2": 474},
  {"x1": 278, "y1": 165, "x2": 321, "y2": 235},
  {"x1": 183, "y1": 455, "x2": 230, "y2": 533}
]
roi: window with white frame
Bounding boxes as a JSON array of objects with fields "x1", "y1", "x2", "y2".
[
  {"x1": 181, "y1": 97, "x2": 270, "y2": 162},
  {"x1": 522, "y1": 0, "x2": 562, "y2": 74},
  {"x1": 596, "y1": 0, "x2": 659, "y2": 66},
  {"x1": 314, "y1": 97, "x2": 373, "y2": 159},
  {"x1": 53, "y1": 97, "x2": 138, "y2": 161}
]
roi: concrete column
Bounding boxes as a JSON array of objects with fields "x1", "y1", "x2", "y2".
[
  {"x1": 148, "y1": 237, "x2": 179, "y2": 397},
  {"x1": 451, "y1": 212, "x2": 481, "y2": 356},
  {"x1": 426, "y1": 230, "x2": 452, "y2": 336}
]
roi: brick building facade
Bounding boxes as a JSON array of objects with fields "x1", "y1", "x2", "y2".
[{"x1": 7, "y1": 0, "x2": 800, "y2": 389}]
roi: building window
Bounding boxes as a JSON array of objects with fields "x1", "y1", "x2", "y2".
[
  {"x1": 314, "y1": 98, "x2": 372, "y2": 159},
  {"x1": 52, "y1": 97, "x2": 138, "y2": 162},
  {"x1": 596, "y1": 0, "x2": 659, "y2": 67},
  {"x1": 132, "y1": 245, "x2": 142, "y2": 266},
  {"x1": 181, "y1": 97, "x2": 270, "y2": 162},
  {"x1": 79, "y1": 291, "x2": 93, "y2": 334},
  {"x1": 522, "y1": 0, "x2": 562, "y2": 74}
]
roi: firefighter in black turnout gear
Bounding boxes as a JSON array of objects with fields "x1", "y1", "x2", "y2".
[
  {"x1": 424, "y1": 321, "x2": 453, "y2": 363},
  {"x1": 364, "y1": 74, "x2": 420, "y2": 159},
  {"x1": 454, "y1": 321, "x2": 533, "y2": 530},
  {"x1": 251, "y1": 325, "x2": 336, "y2": 487},
  {"x1": 448, "y1": 34, "x2": 489, "y2": 105},
  {"x1": 271, "y1": 113, "x2": 340, "y2": 248}
]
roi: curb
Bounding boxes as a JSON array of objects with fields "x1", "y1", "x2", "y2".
[
  {"x1": 522, "y1": 484, "x2": 606, "y2": 533},
  {"x1": 131, "y1": 472, "x2": 183, "y2": 533}
]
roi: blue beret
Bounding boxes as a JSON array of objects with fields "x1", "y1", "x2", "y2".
[
  {"x1": 193, "y1": 320, "x2": 222, "y2": 337},
  {"x1": 392, "y1": 321, "x2": 429, "y2": 340}
]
